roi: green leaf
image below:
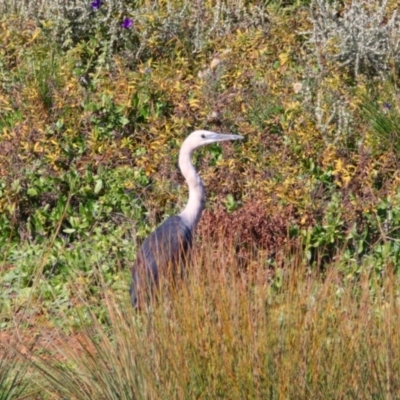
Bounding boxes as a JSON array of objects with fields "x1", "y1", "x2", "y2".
[
  {"x1": 94, "y1": 179, "x2": 103, "y2": 194},
  {"x1": 120, "y1": 116, "x2": 129, "y2": 126},
  {"x1": 27, "y1": 187, "x2": 38, "y2": 196}
]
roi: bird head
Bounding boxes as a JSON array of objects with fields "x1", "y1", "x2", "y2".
[{"x1": 182, "y1": 130, "x2": 243, "y2": 152}]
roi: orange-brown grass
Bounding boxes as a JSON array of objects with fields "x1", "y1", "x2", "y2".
[{"x1": 24, "y1": 239, "x2": 400, "y2": 399}]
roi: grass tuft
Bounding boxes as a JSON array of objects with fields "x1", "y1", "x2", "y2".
[{"x1": 24, "y1": 239, "x2": 400, "y2": 399}]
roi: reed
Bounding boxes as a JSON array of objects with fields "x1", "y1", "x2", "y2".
[{"x1": 27, "y1": 239, "x2": 400, "y2": 399}]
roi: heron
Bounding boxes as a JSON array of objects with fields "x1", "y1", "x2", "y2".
[{"x1": 130, "y1": 130, "x2": 243, "y2": 309}]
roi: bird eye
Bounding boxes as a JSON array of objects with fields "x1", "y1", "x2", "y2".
[{"x1": 201, "y1": 134, "x2": 205, "y2": 139}]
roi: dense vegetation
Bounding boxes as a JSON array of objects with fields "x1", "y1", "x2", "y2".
[{"x1": 1, "y1": 0, "x2": 400, "y2": 398}]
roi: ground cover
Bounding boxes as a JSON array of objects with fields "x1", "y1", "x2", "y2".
[{"x1": 1, "y1": 0, "x2": 400, "y2": 397}]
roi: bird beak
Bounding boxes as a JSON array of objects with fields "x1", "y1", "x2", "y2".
[{"x1": 211, "y1": 133, "x2": 244, "y2": 142}]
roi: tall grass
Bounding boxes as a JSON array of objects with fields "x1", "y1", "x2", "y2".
[
  {"x1": 23, "y1": 239, "x2": 400, "y2": 399},
  {"x1": 0, "y1": 337, "x2": 37, "y2": 399},
  {"x1": 0, "y1": 353, "x2": 26, "y2": 400}
]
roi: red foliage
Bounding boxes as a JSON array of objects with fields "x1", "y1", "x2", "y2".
[{"x1": 198, "y1": 200, "x2": 295, "y2": 259}]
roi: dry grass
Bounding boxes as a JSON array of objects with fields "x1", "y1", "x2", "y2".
[{"x1": 15, "y1": 239, "x2": 400, "y2": 399}]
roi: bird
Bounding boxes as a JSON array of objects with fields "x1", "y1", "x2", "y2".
[{"x1": 130, "y1": 130, "x2": 243, "y2": 309}]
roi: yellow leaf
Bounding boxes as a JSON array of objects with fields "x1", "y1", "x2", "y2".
[
  {"x1": 210, "y1": 58, "x2": 222, "y2": 69},
  {"x1": 188, "y1": 98, "x2": 200, "y2": 109},
  {"x1": 333, "y1": 159, "x2": 343, "y2": 174},
  {"x1": 278, "y1": 52, "x2": 290, "y2": 66},
  {"x1": 342, "y1": 175, "x2": 351, "y2": 186},
  {"x1": 28, "y1": 28, "x2": 41, "y2": 43},
  {"x1": 33, "y1": 142, "x2": 43, "y2": 153}
]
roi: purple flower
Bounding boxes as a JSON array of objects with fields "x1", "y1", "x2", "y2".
[
  {"x1": 91, "y1": 0, "x2": 102, "y2": 9},
  {"x1": 384, "y1": 102, "x2": 391, "y2": 110},
  {"x1": 121, "y1": 17, "x2": 133, "y2": 29}
]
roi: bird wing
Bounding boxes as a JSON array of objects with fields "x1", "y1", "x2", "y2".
[{"x1": 131, "y1": 216, "x2": 193, "y2": 305}]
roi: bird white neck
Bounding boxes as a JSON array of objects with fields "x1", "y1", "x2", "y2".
[{"x1": 178, "y1": 143, "x2": 206, "y2": 230}]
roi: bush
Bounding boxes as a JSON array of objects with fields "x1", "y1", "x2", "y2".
[
  {"x1": 0, "y1": 0, "x2": 269, "y2": 67},
  {"x1": 307, "y1": 0, "x2": 400, "y2": 77}
]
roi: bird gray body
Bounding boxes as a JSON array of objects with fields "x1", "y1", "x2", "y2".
[
  {"x1": 130, "y1": 215, "x2": 192, "y2": 307},
  {"x1": 130, "y1": 130, "x2": 243, "y2": 309}
]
